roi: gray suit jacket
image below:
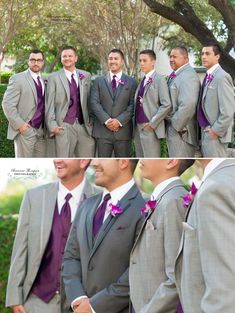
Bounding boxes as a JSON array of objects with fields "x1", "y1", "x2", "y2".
[
  {"x1": 175, "y1": 159, "x2": 235, "y2": 313},
  {"x1": 45, "y1": 69, "x2": 93, "y2": 136},
  {"x1": 200, "y1": 65, "x2": 235, "y2": 143},
  {"x1": 6, "y1": 179, "x2": 98, "y2": 311},
  {"x1": 168, "y1": 64, "x2": 200, "y2": 146},
  {"x1": 62, "y1": 184, "x2": 145, "y2": 313},
  {"x1": 134, "y1": 71, "x2": 172, "y2": 139},
  {"x1": 2, "y1": 69, "x2": 45, "y2": 140},
  {"x1": 89, "y1": 73, "x2": 137, "y2": 140},
  {"x1": 130, "y1": 179, "x2": 186, "y2": 313}
]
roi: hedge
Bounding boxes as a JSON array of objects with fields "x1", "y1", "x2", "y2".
[{"x1": 0, "y1": 85, "x2": 14, "y2": 157}]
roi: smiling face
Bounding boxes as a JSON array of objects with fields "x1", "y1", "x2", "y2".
[
  {"x1": 61, "y1": 49, "x2": 78, "y2": 72},
  {"x1": 169, "y1": 48, "x2": 188, "y2": 71},
  {"x1": 28, "y1": 52, "x2": 44, "y2": 74},
  {"x1": 91, "y1": 159, "x2": 120, "y2": 190},
  {"x1": 139, "y1": 53, "x2": 155, "y2": 74},
  {"x1": 108, "y1": 52, "x2": 124, "y2": 74},
  {"x1": 201, "y1": 46, "x2": 220, "y2": 69}
]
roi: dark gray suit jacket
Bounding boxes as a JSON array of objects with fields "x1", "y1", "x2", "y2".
[
  {"x1": 62, "y1": 184, "x2": 145, "y2": 313},
  {"x1": 89, "y1": 73, "x2": 137, "y2": 140}
]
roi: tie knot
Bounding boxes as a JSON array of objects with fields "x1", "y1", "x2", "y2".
[
  {"x1": 65, "y1": 193, "x2": 72, "y2": 202},
  {"x1": 113, "y1": 75, "x2": 116, "y2": 79},
  {"x1": 103, "y1": 193, "x2": 111, "y2": 202},
  {"x1": 169, "y1": 71, "x2": 176, "y2": 79}
]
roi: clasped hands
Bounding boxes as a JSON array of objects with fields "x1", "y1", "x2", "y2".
[
  {"x1": 105, "y1": 118, "x2": 121, "y2": 132},
  {"x1": 73, "y1": 298, "x2": 93, "y2": 313}
]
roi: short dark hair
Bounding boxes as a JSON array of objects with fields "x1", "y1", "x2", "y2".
[
  {"x1": 140, "y1": 49, "x2": 156, "y2": 60},
  {"x1": 174, "y1": 46, "x2": 188, "y2": 57},
  {"x1": 108, "y1": 49, "x2": 125, "y2": 60},
  {"x1": 61, "y1": 45, "x2": 77, "y2": 55},
  {"x1": 130, "y1": 159, "x2": 139, "y2": 174},
  {"x1": 204, "y1": 43, "x2": 221, "y2": 56},
  {"x1": 178, "y1": 160, "x2": 195, "y2": 176},
  {"x1": 29, "y1": 49, "x2": 44, "y2": 60}
]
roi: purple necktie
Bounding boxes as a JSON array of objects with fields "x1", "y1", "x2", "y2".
[
  {"x1": 111, "y1": 75, "x2": 117, "y2": 92},
  {"x1": 167, "y1": 71, "x2": 176, "y2": 84},
  {"x1": 93, "y1": 193, "x2": 111, "y2": 237},
  {"x1": 37, "y1": 76, "x2": 43, "y2": 93},
  {"x1": 177, "y1": 303, "x2": 184, "y2": 313},
  {"x1": 61, "y1": 193, "x2": 72, "y2": 230}
]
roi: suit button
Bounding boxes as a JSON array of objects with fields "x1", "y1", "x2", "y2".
[
  {"x1": 131, "y1": 261, "x2": 136, "y2": 265},
  {"x1": 88, "y1": 265, "x2": 94, "y2": 271}
]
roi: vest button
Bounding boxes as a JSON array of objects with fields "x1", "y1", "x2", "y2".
[
  {"x1": 88, "y1": 265, "x2": 94, "y2": 271},
  {"x1": 56, "y1": 290, "x2": 60, "y2": 294}
]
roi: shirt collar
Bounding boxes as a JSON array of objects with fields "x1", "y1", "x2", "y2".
[
  {"x1": 152, "y1": 177, "x2": 179, "y2": 200},
  {"x1": 207, "y1": 63, "x2": 219, "y2": 75},
  {"x1": 202, "y1": 158, "x2": 226, "y2": 182},
  {"x1": 59, "y1": 178, "x2": 86, "y2": 204},
  {"x1": 110, "y1": 71, "x2": 122, "y2": 81},
  {"x1": 102, "y1": 178, "x2": 135, "y2": 205},
  {"x1": 28, "y1": 69, "x2": 41, "y2": 80},
  {"x1": 64, "y1": 68, "x2": 77, "y2": 78},
  {"x1": 175, "y1": 63, "x2": 189, "y2": 74},
  {"x1": 144, "y1": 69, "x2": 155, "y2": 80}
]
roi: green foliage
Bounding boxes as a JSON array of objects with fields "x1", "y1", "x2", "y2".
[
  {"x1": 0, "y1": 85, "x2": 14, "y2": 157},
  {"x1": 0, "y1": 215, "x2": 18, "y2": 313},
  {"x1": 0, "y1": 73, "x2": 13, "y2": 85},
  {"x1": 0, "y1": 193, "x2": 23, "y2": 215}
]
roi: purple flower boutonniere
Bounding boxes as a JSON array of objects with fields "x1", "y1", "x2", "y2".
[
  {"x1": 146, "y1": 77, "x2": 153, "y2": 85},
  {"x1": 206, "y1": 74, "x2": 214, "y2": 83},
  {"x1": 79, "y1": 73, "x2": 85, "y2": 80},
  {"x1": 118, "y1": 79, "x2": 125, "y2": 86},
  {"x1": 182, "y1": 183, "x2": 198, "y2": 208},
  {"x1": 44, "y1": 79, "x2": 48, "y2": 85},
  {"x1": 108, "y1": 201, "x2": 123, "y2": 217},
  {"x1": 140, "y1": 200, "x2": 157, "y2": 216}
]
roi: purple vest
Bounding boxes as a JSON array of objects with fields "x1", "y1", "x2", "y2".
[
  {"x1": 31, "y1": 202, "x2": 71, "y2": 303},
  {"x1": 64, "y1": 78, "x2": 84, "y2": 125},
  {"x1": 136, "y1": 78, "x2": 149, "y2": 124},
  {"x1": 197, "y1": 75, "x2": 210, "y2": 128},
  {"x1": 29, "y1": 80, "x2": 45, "y2": 128}
]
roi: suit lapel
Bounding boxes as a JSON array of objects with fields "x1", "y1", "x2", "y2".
[
  {"x1": 143, "y1": 71, "x2": 156, "y2": 96},
  {"x1": 76, "y1": 69, "x2": 84, "y2": 107},
  {"x1": 59, "y1": 69, "x2": 70, "y2": 102},
  {"x1": 25, "y1": 70, "x2": 37, "y2": 103},
  {"x1": 114, "y1": 73, "x2": 126, "y2": 99},
  {"x1": 90, "y1": 184, "x2": 139, "y2": 259},
  {"x1": 104, "y1": 73, "x2": 114, "y2": 99},
  {"x1": 39, "y1": 183, "x2": 58, "y2": 256}
]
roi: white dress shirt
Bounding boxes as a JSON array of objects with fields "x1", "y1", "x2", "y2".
[
  {"x1": 29, "y1": 69, "x2": 45, "y2": 94},
  {"x1": 206, "y1": 63, "x2": 219, "y2": 76},
  {"x1": 143, "y1": 69, "x2": 155, "y2": 86},
  {"x1": 57, "y1": 178, "x2": 86, "y2": 222},
  {"x1": 64, "y1": 68, "x2": 78, "y2": 86},
  {"x1": 151, "y1": 177, "x2": 180, "y2": 200},
  {"x1": 109, "y1": 71, "x2": 123, "y2": 86}
]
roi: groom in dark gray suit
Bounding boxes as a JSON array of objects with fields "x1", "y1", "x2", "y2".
[
  {"x1": 2, "y1": 49, "x2": 46, "y2": 157},
  {"x1": 197, "y1": 43, "x2": 235, "y2": 157},
  {"x1": 62, "y1": 159, "x2": 145, "y2": 313},
  {"x1": 90, "y1": 49, "x2": 137, "y2": 157},
  {"x1": 6, "y1": 159, "x2": 98, "y2": 313}
]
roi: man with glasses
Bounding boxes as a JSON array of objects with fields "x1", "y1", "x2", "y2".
[{"x1": 2, "y1": 49, "x2": 46, "y2": 157}]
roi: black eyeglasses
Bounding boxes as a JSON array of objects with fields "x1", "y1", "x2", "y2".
[{"x1": 29, "y1": 59, "x2": 44, "y2": 63}]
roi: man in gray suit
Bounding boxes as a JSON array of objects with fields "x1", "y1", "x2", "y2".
[
  {"x1": 175, "y1": 159, "x2": 235, "y2": 313},
  {"x1": 62, "y1": 159, "x2": 145, "y2": 313},
  {"x1": 197, "y1": 43, "x2": 235, "y2": 157},
  {"x1": 6, "y1": 159, "x2": 98, "y2": 313},
  {"x1": 129, "y1": 159, "x2": 194, "y2": 313},
  {"x1": 2, "y1": 49, "x2": 46, "y2": 157},
  {"x1": 46, "y1": 46, "x2": 95, "y2": 157},
  {"x1": 90, "y1": 49, "x2": 137, "y2": 157},
  {"x1": 167, "y1": 47, "x2": 200, "y2": 157},
  {"x1": 134, "y1": 50, "x2": 172, "y2": 157}
]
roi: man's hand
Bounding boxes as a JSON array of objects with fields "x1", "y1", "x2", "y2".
[
  {"x1": 12, "y1": 304, "x2": 26, "y2": 313},
  {"x1": 74, "y1": 298, "x2": 93, "y2": 313},
  {"x1": 52, "y1": 126, "x2": 64, "y2": 136},
  {"x1": 205, "y1": 127, "x2": 218, "y2": 140},
  {"x1": 18, "y1": 123, "x2": 31, "y2": 134},
  {"x1": 106, "y1": 119, "x2": 120, "y2": 132},
  {"x1": 143, "y1": 123, "x2": 154, "y2": 133}
]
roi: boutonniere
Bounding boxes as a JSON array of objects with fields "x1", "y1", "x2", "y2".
[
  {"x1": 79, "y1": 73, "x2": 85, "y2": 80},
  {"x1": 206, "y1": 74, "x2": 213, "y2": 83},
  {"x1": 44, "y1": 79, "x2": 48, "y2": 85},
  {"x1": 146, "y1": 77, "x2": 153, "y2": 85},
  {"x1": 108, "y1": 201, "x2": 123, "y2": 217},
  {"x1": 118, "y1": 79, "x2": 125, "y2": 86},
  {"x1": 140, "y1": 200, "x2": 157, "y2": 216},
  {"x1": 182, "y1": 183, "x2": 198, "y2": 208}
]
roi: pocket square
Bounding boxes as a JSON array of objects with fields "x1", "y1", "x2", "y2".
[
  {"x1": 146, "y1": 220, "x2": 155, "y2": 231},
  {"x1": 182, "y1": 222, "x2": 195, "y2": 231}
]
